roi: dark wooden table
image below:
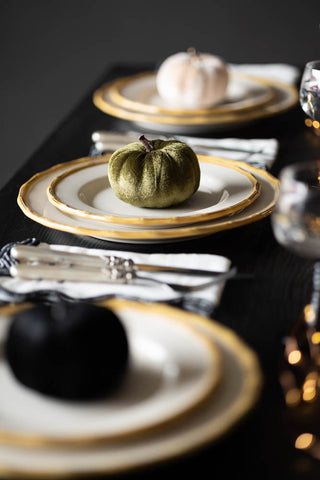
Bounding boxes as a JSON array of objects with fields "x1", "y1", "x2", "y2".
[{"x1": 2, "y1": 63, "x2": 320, "y2": 479}]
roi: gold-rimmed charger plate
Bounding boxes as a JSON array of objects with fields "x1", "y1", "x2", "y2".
[
  {"x1": 108, "y1": 71, "x2": 275, "y2": 115},
  {"x1": 93, "y1": 74, "x2": 298, "y2": 134},
  {"x1": 0, "y1": 299, "x2": 262, "y2": 478},
  {"x1": 0, "y1": 301, "x2": 220, "y2": 446},
  {"x1": 17, "y1": 155, "x2": 279, "y2": 244},
  {"x1": 47, "y1": 156, "x2": 260, "y2": 227}
]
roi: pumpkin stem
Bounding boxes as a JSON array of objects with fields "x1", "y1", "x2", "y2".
[
  {"x1": 139, "y1": 135, "x2": 154, "y2": 152},
  {"x1": 187, "y1": 47, "x2": 198, "y2": 57}
]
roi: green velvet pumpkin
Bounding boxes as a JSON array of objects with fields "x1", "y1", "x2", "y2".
[{"x1": 108, "y1": 136, "x2": 201, "y2": 208}]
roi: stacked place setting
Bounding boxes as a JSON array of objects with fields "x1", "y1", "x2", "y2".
[
  {"x1": 0, "y1": 298, "x2": 262, "y2": 477},
  {"x1": 17, "y1": 146, "x2": 279, "y2": 244},
  {"x1": 92, "y1": 47, "x2": 299, "y2": 135}
]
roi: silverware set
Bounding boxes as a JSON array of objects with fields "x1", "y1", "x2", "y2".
[{"x1": 9, "y1": 244, "x2": 238, "y2": 293}]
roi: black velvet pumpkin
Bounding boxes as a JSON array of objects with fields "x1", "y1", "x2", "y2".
[{"x1": 5, "y1": 302, "x2": 129, "y2": 400}]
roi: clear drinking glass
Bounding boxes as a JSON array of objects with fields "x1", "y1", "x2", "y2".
[
  {"x1": 300, "y1": 60, "x2": 320, "y2": 133},
  {"x1": 272, "y1": 161, "x2": 320, "y2": 327},
  {"x1": 272, "y1": 162, "x2": 320, "y2": 258}
]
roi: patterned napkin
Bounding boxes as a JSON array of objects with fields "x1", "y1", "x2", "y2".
[
  {"x1": 0, "y1": 240, "x2": 231, "y2": 317},
  {"x1": 91, "y1": 132, "x2": 279, "y2": 170}
]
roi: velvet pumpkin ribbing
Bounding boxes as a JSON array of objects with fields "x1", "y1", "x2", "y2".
[{"x1": 108, "y1": 139, "x2": 200, "y2": 208}]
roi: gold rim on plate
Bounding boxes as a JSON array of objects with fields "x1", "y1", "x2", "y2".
[
  {"x1": 17, "y1": 155, "x2": 279, "y2": 242},
  {"x1": 93, "y1": 74, "x2": 298, "y2": 127},
  {"x1": 47, "y1": 155, "x2": 261, "y2": 227},
  {"x1": 108, "y1": 71, "x2": 276, "y2": 116},
  {"x1": 0, "y1": 300, "x2": 221, "y2": 446},
  {"x1": 0, "y1": 299, "x2": 262, "y2": 478}
]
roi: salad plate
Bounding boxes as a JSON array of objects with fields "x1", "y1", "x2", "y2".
[
  {"x1": 47, "y1": 156, "x2": 260, "y2": 227},
  {"x1": 108, "y1": 71, "x2": 275, "y2": 115},
  {"x1": 17, "y1": 155, "x2": 279, "y2": 244},
  {"x1": 0, "y1": 299, "x2": 262, "y2": 478},
  {"x1": 0, "y1": 301, "x2": 220, "y2": 445}
]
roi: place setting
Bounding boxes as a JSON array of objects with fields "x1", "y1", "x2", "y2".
[
  {"x1": 0, "y1": 228, "x2": 262, "y2": 478},
  {"x1": 0, "y1": 297, "x2": 261, "y2": 477},
  {"x1": 17, "y1": 142, "x2": 279, "y2": 244},
  {"x1": 92, "y1": 47, "x2": 299, "y2": 134}
]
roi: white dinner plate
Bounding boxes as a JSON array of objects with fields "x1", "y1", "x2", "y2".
[
  {"x1": 0, "y1": 299, "x2": 262, "y2": 478},
  {"x1": 17, "y1": 155, "x2": 279, "y2": 244},
  {"x1": 108, "y1": 71, "x2": 275, "y2": 115},
  {"x1": 93, "y1": 73, "x2": 298, "y2": 134},
  {"x1": 0, "y1": 301, "x2": 220, "y2": 445},
  {"x1": 47, "y1": 156, "x2": 260, "y2": 227}
]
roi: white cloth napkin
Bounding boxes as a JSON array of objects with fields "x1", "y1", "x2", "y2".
[
  {"x1": 0, "y1": 244, "x2": 231, "y2": 316},
  {"x1": 229, "y1": 62, "x2": 300, "y2": 85},
  {"x1": 173, "y1": 135, "x2": 279, "y2": 169}
]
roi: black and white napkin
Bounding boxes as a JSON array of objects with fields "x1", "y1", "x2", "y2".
[{"x1": 0, "y1": 241, "x2": 231, "y2": 317}]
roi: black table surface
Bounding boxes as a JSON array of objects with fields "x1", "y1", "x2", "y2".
[{"x1": 2, "y1": 63, "x2": 320, "y2": 480}]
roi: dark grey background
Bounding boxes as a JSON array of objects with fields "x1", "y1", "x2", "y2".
[{"x1": 1, "y1": 0, "x2": 319, "y2": 189}]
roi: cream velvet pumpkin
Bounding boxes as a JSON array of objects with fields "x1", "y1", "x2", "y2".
[{"x1": 156, "y1": 48, "x2": 229, "y2": 109}]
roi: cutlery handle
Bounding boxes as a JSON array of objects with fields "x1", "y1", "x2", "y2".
[
  {"x1": 9, "y1": 264, "x2": 130, "y2": 284},
  {"x1": 11, "y1": 245, "x2": 124, "y2": 269}
]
